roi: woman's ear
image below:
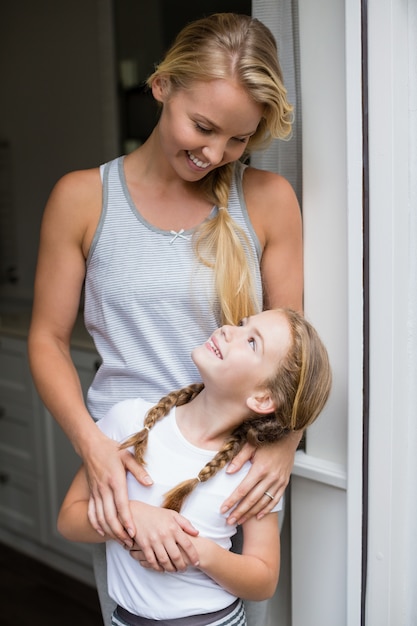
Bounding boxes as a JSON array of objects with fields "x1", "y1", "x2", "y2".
[
  {"x1": 151, "y1": 76, "x2": 170, "y2": 103},
  {"x1": 246, "y1": 390, "x2": 276, "y2": 415}
]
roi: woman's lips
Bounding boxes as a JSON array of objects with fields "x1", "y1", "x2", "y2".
[{"x1": 187, "y1": 150, "x2": 210, "y2": 169}]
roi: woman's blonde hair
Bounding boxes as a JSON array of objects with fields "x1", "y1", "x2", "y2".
[
  {"x1": 147, "y1": 13, "x2": 294, "y2": 324},
  {"x1": 121, "y1": 309, "x2": 332, "y2": 513}
]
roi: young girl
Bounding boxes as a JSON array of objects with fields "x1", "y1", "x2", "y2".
[{"x1": 58, "y1": 309, "x2": 332, "y2": 626}]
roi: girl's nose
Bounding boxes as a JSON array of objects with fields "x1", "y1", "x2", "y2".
[{"x1": 221, "y1": 324, "x2": 236, "y2": 342}]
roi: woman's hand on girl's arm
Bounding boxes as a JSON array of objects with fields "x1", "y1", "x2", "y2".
[
  {"x1": 59, "y1": 456, "x2": 199, "y2": 570},
  {"x1": 58, "y1": 465, "x2": 117, "y2": 544},
  {"x1": 58, "y1": 460, "x2": 146, "y2": 549},
  {"x1": 81, "y1": 431, "x2": 155, "y2": 544},
  {"x1": 220, "y1": 431, "x2": 302, "y2": 525},
  {"x1": 57, "y1": 439, "x2": 137, "y2": 547},
  {"x1": 128, "y1": 501, "x2": 200, "y2": 573}
]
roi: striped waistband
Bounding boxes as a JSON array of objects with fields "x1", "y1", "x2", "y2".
[{"x1": 111, "y1": 598, "x2": 246, "y2": 626}]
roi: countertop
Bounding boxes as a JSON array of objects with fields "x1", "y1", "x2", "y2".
[{"x1": 0, "y1": 310, "x2": 95, "y2": 351}]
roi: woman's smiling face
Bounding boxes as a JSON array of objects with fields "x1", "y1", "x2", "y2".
[
  {"x1": 192, "y1": 310, "x2": 292, "y2": 400},
  {"x1": 151, "y1": 77, "x2": 264, "y2": 180}
]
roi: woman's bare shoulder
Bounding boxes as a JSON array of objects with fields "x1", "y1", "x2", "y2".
[
  {"x1": 243, "y1": 166, "x2": 297, "y2": 206},
  {"x1": 242, "y1": 166, "x2": 301, "y2": 242},
  {"x1": 48, "y1": 166, "x2": 102, "y2": 208},
  {"x1": 41, "y1": 166, "x2": 104, "y2": 253}
]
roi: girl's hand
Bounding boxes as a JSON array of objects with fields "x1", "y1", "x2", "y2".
[
  {"x1": 128, "y1": 501, "x2": 200, "y2": 572},
  {"x1": 220, "y1": 432, "x2": 302, "y2": 524}
]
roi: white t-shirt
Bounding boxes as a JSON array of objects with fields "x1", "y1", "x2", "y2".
[{"x1": 98, "y1": 397, "x2": 282, "y2": 620}]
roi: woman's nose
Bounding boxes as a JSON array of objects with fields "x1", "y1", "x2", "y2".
[{"x1": 202, "y1": 139, "x2": 226, "y2": 166}]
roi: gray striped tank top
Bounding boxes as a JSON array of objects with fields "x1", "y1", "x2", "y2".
[{"x1": 84, "y1": 156, "x2": 263, "y2": 421}]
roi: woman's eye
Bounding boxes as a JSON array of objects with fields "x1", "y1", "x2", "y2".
[
  {"x1": 249, "y1": 338, "x2": 256, "y2": 351},
  {"x1": 195, "y1": 123, "x2": 211, "y2": 134}
]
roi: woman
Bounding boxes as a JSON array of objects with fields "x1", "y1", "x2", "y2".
[{"x1": 28, "y1": 13, "x2": 303, "y2": 626}]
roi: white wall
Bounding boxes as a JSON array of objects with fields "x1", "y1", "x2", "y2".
[
  {"x1": 289, "y1": 1, "x2": 417, "y2": 625},
  {"x1": 366, "y1": 0, "x2": 417, "y2": 623},
  {"x1": 290, "y1": 0, "x2": 363, "y2": 624}
]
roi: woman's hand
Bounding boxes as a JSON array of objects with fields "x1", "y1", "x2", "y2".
[
  {"x1": 220, "y1": 432, "x2": 302, "y2": 524},
  {"x1": 84, "y1": 432, "x2": 154, "y2": 545},
  {"x1": 128, "y1": 501, "x2": 200, "y2": 572}
]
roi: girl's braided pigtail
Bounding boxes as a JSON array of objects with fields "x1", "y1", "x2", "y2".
[
  {"x1": 162, "y1": 432, "x2": 246, "y2": 512},
  {"x1": 162, "y1": 413, "x2": 295, "y2": 513},
  {"x1": 119, "y1": 383, "x2": 204, "y2": 465}
]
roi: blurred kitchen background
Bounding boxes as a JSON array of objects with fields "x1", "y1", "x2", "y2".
[{"x1": 0, "y1": 0, "x2": 250, "y2": 310}]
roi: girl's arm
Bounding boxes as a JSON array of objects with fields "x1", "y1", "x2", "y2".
[
  {"x1": 191, "y1": 513, "x2": 280, "y2": 601},
  {"x1": 58, "y1": 466, "x2": 201, "y2": 570}
]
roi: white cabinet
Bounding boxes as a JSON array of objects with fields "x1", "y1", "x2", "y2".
[
  {"x1": 0, "y1": 331, "x2": 100, "y2": 584},
  {"x1": 43, "y1": 348, "x2": 100, "y2": 567},
  {"x1": 0, "y1": 336, "x2": 46, "y2": 540}
]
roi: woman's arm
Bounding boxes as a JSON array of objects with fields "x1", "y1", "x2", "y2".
[
  {"x1": 28, "y1": 170, "x2": 150, "y2": 543},
  {"x1": 189, "y1": 513, "x2": 280, "y2": 601},
  {"x1": 222, "y1": 169, "x2": 304, "y2": 523},
  {"x1": 28, "y1": 170, "x2": 99, "y2": 459},
  {"x1": 244, "y1": 167, "x2": 304, "y2": 313}
]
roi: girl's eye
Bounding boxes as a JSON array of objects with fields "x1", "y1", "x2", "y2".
[
  {"x1": 234, "y1": 136, "x2": 249, "y2": 144},
  {"x1": 248, "y1": 338, "x2": 256, "y2": 351}
]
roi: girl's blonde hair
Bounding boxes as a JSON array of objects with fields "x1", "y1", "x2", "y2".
[
  {"x1": 121, "y1": 309, "x2": 332, "y2": 513},
  {"x1": 147, "y1": 13, "x2": 294, "y2": 324}
]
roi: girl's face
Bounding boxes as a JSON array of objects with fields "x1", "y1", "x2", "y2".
[
  {"x1": 192, "y1": 310, "x2": 292, "y2": 403},
  {"x1": 152, "y1": 77, "x2": 264, "y2": 180}
]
